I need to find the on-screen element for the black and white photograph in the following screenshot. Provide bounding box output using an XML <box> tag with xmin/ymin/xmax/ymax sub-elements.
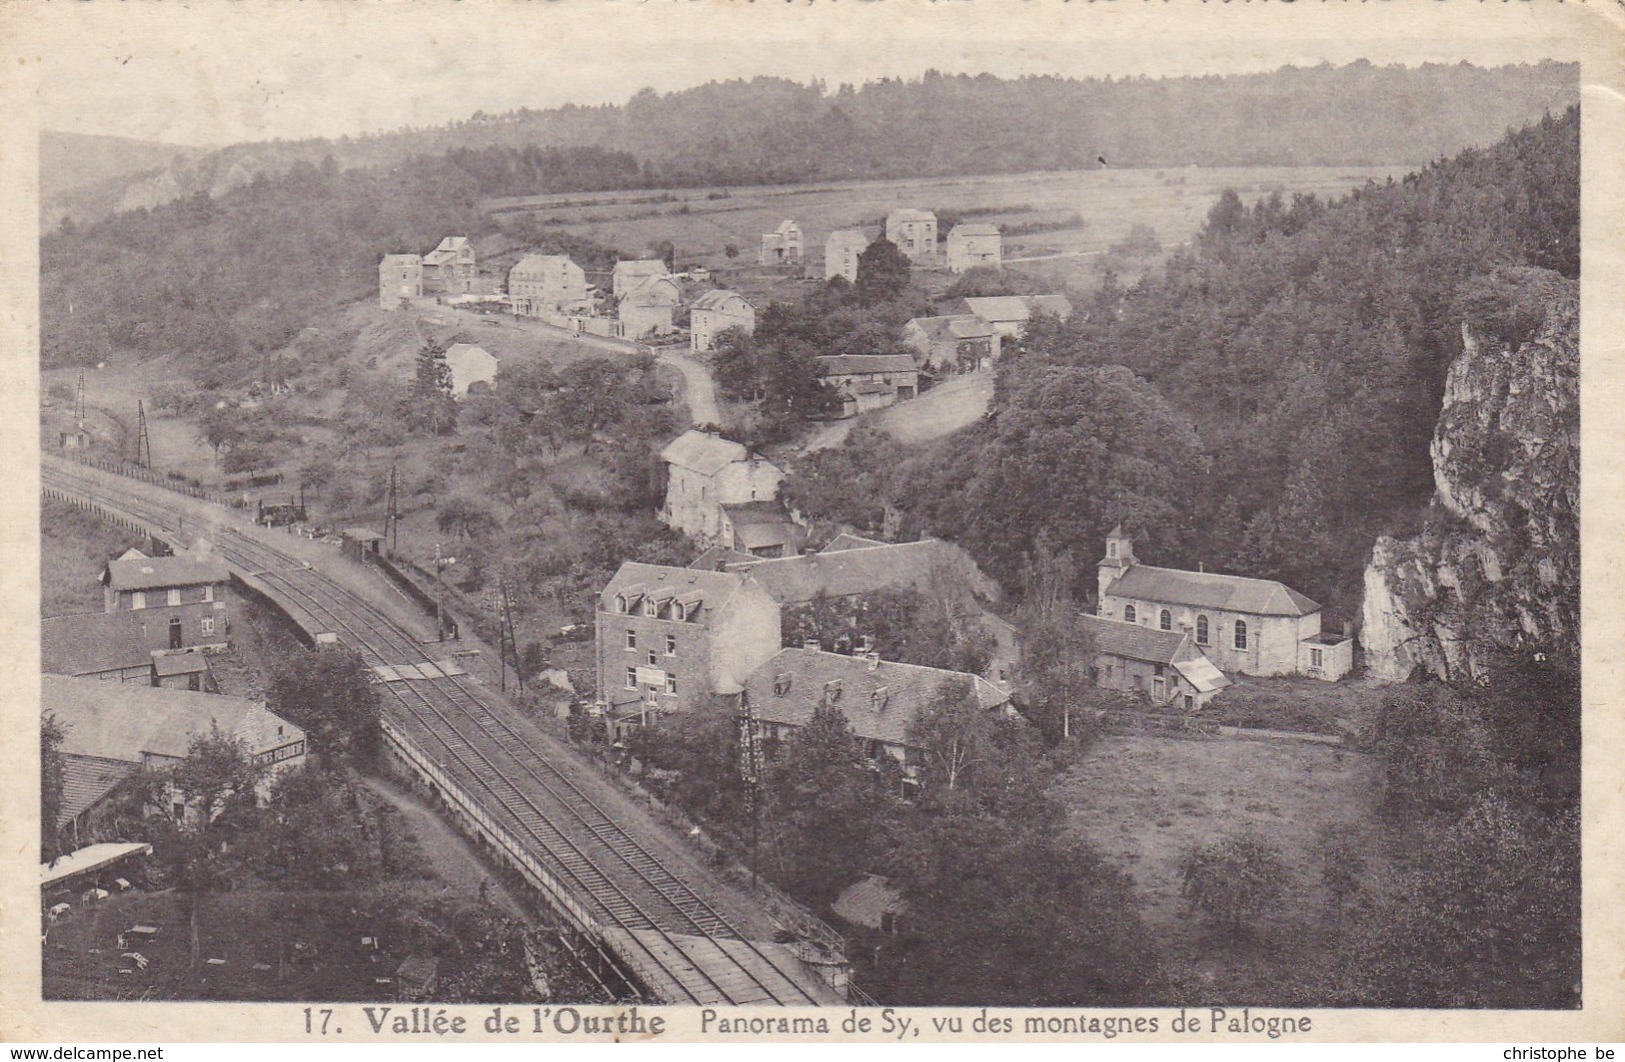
<box><xmin>2</xmin><ymin>0</ymin><xmax>1617</xmax><ymax>1045</ymax></box>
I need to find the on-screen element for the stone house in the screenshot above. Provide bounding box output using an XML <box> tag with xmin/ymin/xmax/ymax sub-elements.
<box><xmin>824</xmin><ymin>229</ymin><xmax>870</xmax><ymax>283</ymax></box>
<box><xmin>886</xmin><ymin>209</ymin><xmax>938</xmax><ymax>264</ymax></box>
<box><xmin>100</xmin><ymin>550</ymin><xmax>231</xmax><ymax>652</ymax></box>
<box><xmin>945</xmin><ymin>223</ymin><xmax>1002</xmax><ymax>273</ymax></box>
<box><xmin>718</xmin><ymin>500</ymin><xmax>806</xmax><ymax>559</ymax></box>
<box><xmin>595</xmin><ymin>563</ymin><xmax>782</xmax><ymax>721</ymax></box>
<box><xmin>957</xmin><ymin>294</ymin><xmax>1074</xmax><ymax>339</ymax></box>
<box><xmin>1095</xmin><ymin>528</ymin><xmax>1354</xmax><ymax>681</ymax></box>
<box><xmin>44</xmin><ymin>674</ymin><xmax>306</xmax><ymax>827</ymax></box>
<box><xmin>618</xmin><ymin>275</ymin><xmax>681</xmax><ymax>338</ymax></box>
<box><xmin>1079</xmin><ymin>614</ymin><xmax>1231</xmax><ymax>711</ymax></box>
<box><xmin>816</xmin><ymin>354</ymin><xmax>919</xmax><ymax>418</ymax></box>
<box><xmin>739</xmin><ymin>645</ymin><xmax>1011</xmax><ymax>782</ymax></box>
<box><xmin>903</xmin><ymin>315</ymin><xmax>999</xmax><ymax>374</ymax></box>
<box><xmin>689</xmin><ymin>289</ymin><xmax>756</xmax><ymax>353</ymax></box>
<box><xmin>759</xmin><ymin>220</ymin><xmax>804</xmax><ymax>265</ymax></box>
<box><xmin>659</xmin><ymin>429</ymin><xmax>788</xmax><ymax>544</ymax></box>
<box><xmin>378</xmin><ymin>254</ymin><xmax>423</xmax><ymax>308</ymax></box>
<box><xmin>611</xmin><ymin>259</ymin><xmax>670</xmax><ymax>300</ymax></box>
<box><xmin>508</xmin><ymin>254</ymin><xmax>589</xmax><ymax>317</ymax></box>
<box><xmin>421</xmin><ymin>237</ymin><xmax>477</xmax><ymax>295</ymax></box>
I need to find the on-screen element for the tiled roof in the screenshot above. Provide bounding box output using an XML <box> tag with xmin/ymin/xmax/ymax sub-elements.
<box><xmin>599</xmin><ymin>562</ymin><xmax>752</xmax><ymax>619</ymax></box>
<box><xmin>1080</xmin><ymin>614</ymin><xmax>1193</xmax><ymax>666</ymax></box>
<box><xmin>59</xmin><ymin>754</ymin><xmax>139</xmax><ymax>825</ymax></box>
<box><xmin>775</xmin><ymin>220</ymin><xmax>800</xmax><ymax>236</ymax></box>
<box><xmin>908</xmin><ymin>315</ymin><xmax>995</xmax><ymax>343</ymax></box>
<box><xmin>720</xmin><ymin>500</ymin><xmax>796</xmax><ymax>527</ymax></box>
<box><xmin>660</xmin><ymin>429</ymin><xmax>749</xmax><ymax>476</ymax></box>
<box><xmin>742</xmin><ymin>647</ymin><xmax>1009</xmax><ymax>747</ymax></box>
<box><xmin>820</xmin><ymin>532</ymin><xmax>889</xmax><ymax>554</ymax></box>
<box><xmin>689</xmin><ymin>545</ymin><xmax>762</xmax><ymax>571</ymax></box>
<box><xmin>151</xmin><ymin>653</ymin><xmax>208</xmax><ymax>677</ymax></box>
<box><xmin>103</xmin><ymin>553</ymin><xmax>229</xmax><ymax>592</ymax></box>
<box><xmin>621</xmin><ymin>275</ymin><xmax>679</xmax><ymax>302</ymax></box>
<box><xmin>511</xmin><ymin>253</ymin><xmax>576</xmax><ymax>274</ymax></box>
<box><xmin>726</xmin><ymin>538</ymin><xmax>995</xmax><ymax>606</ymax></box>
<box><xmin>42</xmin><ymin>612</ymin><xmax>156</xmax><ymax>676</ymax></box>
<box><xmin>692</xmin><ymin>289</ymin><xmax>751</xmax><ymax>313</ymax></box>
<box><xmin>1174</xmin><ymin>656</ymin><xmax>1232</xmax><ymax>694</ymax></box>
<box><xmin>832</xmin><ymin>874</ymin><xmax>906</xmax><ymax>929</ymax></box>
<box><xmin>1105</xmin><ymin>564</ymin><xmax>1320</xmax><ymax>616</ymax></box>
<box><xmin>817</xmin><ymin>354</ymin><xmax>918</xmax><ymax>376</ymax></box>
<box><xmin>959</xmin><ymin>294</ymin><xmax>1074</xmax><ymax>323</ymax></box>
<box><xmin>44</xmin><ymin>675</ymin><xmax>303</xmax><ymax>764</ymax></box>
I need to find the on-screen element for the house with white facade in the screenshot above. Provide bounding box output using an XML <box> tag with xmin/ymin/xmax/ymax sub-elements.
<box><xmin>945</xmin><ymin>223</ymin><xmax>1002</xmax><ymax>273</ymax></box>
<box><xmin>825</xmin><ymin>229</ymin><xmax>870</xmax><ymax>283</ymax></box>
<box><xmin>690</xmin><ymin>290</ymin><xmax>755</xmax><ymax>353</ymax></box>
<box><xmin>886</xmin><ymin>209</ymin><xmax>938</xmax><ymax>264</ymax></box>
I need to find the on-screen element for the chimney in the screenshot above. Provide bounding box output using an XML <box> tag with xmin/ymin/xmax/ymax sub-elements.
<box><xmin>865</xmin><ymin>651</ymin><xmax>881</xmax><ymax>671</ymax></box>
<box><xmin>804</xmin><ymin>638</ymin><xmax>821</xmax><ymax>653</ymax></box>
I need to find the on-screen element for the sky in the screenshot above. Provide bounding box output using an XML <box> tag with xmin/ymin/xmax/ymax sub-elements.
<box><xmin>9</xmin><ymin>0</ymin><xmax>1588</xmax><ymax>148</ymax></box>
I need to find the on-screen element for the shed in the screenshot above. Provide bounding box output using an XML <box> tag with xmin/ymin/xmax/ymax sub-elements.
<box><xmin>341</xmin><ymin>528</ymin><xmax>387</xmax><ymax>562</ymax></box>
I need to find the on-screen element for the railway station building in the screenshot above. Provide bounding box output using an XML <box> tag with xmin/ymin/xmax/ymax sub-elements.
<box><xmin>99</xmin><ymin>549</ymin><xmax>232</xmax><ymax>653</ymax></box>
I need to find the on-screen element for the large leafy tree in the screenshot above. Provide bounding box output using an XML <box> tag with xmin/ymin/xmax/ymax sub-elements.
<box><xmin>266</xmin><ymin>647</ymin><xmax>382</xmax><ymax>767</ymax></box>
<box><xmin>855</xmin><ymin>237</ymin><xmax>912</xmax><ymax>305</ymax></box>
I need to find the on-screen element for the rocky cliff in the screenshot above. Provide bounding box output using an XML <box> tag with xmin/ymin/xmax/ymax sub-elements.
<box><xmin>1362</xmin><ymin>268</ymin><xmax>1578</xmax><ymax>682</ymax></box>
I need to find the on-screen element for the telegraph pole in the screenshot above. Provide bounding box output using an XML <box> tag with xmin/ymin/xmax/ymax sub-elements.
<box><xmin>134</xmin><ymin>401</ymin><xmax>152</xmax><ymax>468</ymax></box>
<box><xmin>498</xmin><ymin>581</ymin><xmax>523</xmax><ymax>694</ymax></box>
<box><xmin>74</xmin><ymin>370</ymin><xmax>85</xmax><ymax>428</ymax></box>
<box><xmin>385</xmin><ymin>464</ymin><xmax>399</xmax><ymax>554</ymax></box>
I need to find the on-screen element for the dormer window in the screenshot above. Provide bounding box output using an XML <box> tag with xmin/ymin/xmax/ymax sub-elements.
<box><xmin>615</xmin><ymin>595</ymin><xmax>628</xmax><ymax>614</ymax></box>
<box><xmin>644</xmin><ymin>599</ymin><xmax>658</xmax><ymax>618</ymax></box>
<box><xmin>871</xmin><ymin>686</ymin><xmax>891</xmax><ymax>712</ymax></box>
<box><xmin>824</xmin><ymin>679</ymin><xmax>843</xmax><ymax>702</ymax></box>
<box><xmin>774</xmin><ymin>673</ymin><xmax>792</xmax><ymax>696</ymax></box>
<box><xmin>1108</xmin><ymin>542</ymin><xmax>1117</xmax><ymax>559</ymax></box>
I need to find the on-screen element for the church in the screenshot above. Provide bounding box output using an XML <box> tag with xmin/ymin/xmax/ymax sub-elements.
<box><xmin>1094</xmin><ymin>527</ymin><xmax>1354</xmax><ymax>682</ymax></box>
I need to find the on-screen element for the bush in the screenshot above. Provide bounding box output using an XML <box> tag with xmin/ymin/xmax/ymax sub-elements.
<box><xmin>1179</xmin><ymin>831</ymin><xmax>1288</xmax><ymax>938</ymax></box>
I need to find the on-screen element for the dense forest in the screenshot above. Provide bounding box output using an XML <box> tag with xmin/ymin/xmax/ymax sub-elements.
<box><xmin>46</xmin><ymin>61</ymin><xmax>1577</xmax><ymax>224</ymax></box>
<box><xmin>788</xmin><ymin>107</ymin><xmax>1580</xmax><ymax>620</ymax></box>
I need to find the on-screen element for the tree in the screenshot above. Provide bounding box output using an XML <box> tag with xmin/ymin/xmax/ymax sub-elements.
<box><xmin>1335</xmin><ymin>795</ymin><xmax>1578</xmax><ymax>1007</ymax></box>
<box><xmin>855</xmin><ymin>237</ymin><xmax>912</xmax><ymax>305</ymax></box>
<box><xmin>409</xmin><ymin>340</ymin><xmax>458</xmax><ymax>436</ymax></box>
<box><xmin>41</xmin><ymin>712</ymin><xmax>65</xmax><ymax>862</ymax></box>
<box><xmin>172</xmin><ymin>724</ymin><xmax>266</xmax><ymax>833</ymax></box>
<box><xmin>763</xmin><ymin>702</ymin><xmax>895</xmax><ymax>906</ymax></box>
<box><xmin>252</xmin><ymin>765</ymin><xmax>375</xmax><ymax>889</ymax></box>
<box><xmin>1012</xmin><ymin>541</ymin><xmax>1099</xmax><ymax>745</ymax></box>
<box><xmin>437</xmin><ymin>494</ymin><xmax>499</xmax><ymax>543</ymax></box>
<box><xmin>266</xmin><ymin>648</ymin><xmax>382</xmax><ymax>766</ymax></box>
<box><xmin>1179</xmin><ymin>831</ymin><xmax>1288</xmax><ymax>939</ymax></box>
<box><xmin>709</xmin><ymin>327</ymin><xmax>759</xmax><ymax>400</ymax></box>
<box><xmin>1316</xmin><ymin>826</ymin><xmax>1366</xmax><ymax>926</ymax></box>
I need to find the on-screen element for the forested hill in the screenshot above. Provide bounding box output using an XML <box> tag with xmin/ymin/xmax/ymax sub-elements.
<box><xmin>896</xmin><ymin>107</ymin><xmax>1579</xmax><ymax>618</ymax></box>
<box><xmin>49</xmin><ymin>61</ymin><xmax>1576</xmax><ymax>224</ymax></box>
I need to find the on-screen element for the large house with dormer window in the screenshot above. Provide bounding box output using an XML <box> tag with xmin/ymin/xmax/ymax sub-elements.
<box><xmin>1095</xmin><ymin>528</ymin><xmax>1354</xmax><ymax>681</ymax></box>
<box><xmin>595</xmin><ymin>563</ymin><xmax>781</xmax><ymax>721</ymax></box>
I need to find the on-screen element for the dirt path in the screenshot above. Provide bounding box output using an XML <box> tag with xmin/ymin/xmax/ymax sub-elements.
<box><xmin>357</xmin><ymin>773</ymin><xmax>526</xmax><ymax>917</ymax></box>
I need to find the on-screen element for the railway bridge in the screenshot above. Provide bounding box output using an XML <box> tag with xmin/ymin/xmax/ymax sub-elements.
<box><xmin>43</xmin><ymin>455</ymin><xmax>849</xmax><ymax>1007</ymax></box>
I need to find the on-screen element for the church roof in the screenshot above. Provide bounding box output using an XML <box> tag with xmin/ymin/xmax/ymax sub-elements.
<box><xmin>1105</xmin><ymin>564</ymin><xmax>1320</xmax><ymax>617</ymax></box>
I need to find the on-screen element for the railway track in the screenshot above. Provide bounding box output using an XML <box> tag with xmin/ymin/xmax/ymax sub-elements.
<box><xmin>43</xmin><ymin>456</ymin><xmax>840</xmax><ymax>1006</ymax></box>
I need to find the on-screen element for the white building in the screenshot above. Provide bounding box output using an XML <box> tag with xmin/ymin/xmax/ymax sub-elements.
<box><xmin>886</xmin><ymin>209</ymin><xmax>938</xmax><ymax>263</ymax></box>
<box><xmin>825</xmin><ymin>229</ymin><xmax>870</xmax><ymax>284</ymax></box>
<box><xmin>690</xmin><ymin>290</ymin><xmax>756</xmax><ymax>352</ymax></box>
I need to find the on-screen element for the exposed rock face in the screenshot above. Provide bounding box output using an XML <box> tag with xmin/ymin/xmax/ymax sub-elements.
<box><xmin>1362</xmin><ymin>268</ymin><xmax>1578</xmax><ymax>682</ymax></box>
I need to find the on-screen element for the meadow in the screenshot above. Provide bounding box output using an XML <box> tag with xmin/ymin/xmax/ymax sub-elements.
<box><xmin>485</xmin><ymin>164</ymin><xmax>1408</xmax><ymax>291</ymax></box>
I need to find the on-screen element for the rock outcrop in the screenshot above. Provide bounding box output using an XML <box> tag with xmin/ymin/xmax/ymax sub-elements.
<box><xmin>1362</xmin><ymin>268</ymin><xmax>1578</xmax><ymax>682</ymax></box>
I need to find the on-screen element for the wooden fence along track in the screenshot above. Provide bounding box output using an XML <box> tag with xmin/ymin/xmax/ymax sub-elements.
<box><xmin>43</xmin><ymin>456</ymin><xmax>845</xmax><ymax>1007</ymax></box>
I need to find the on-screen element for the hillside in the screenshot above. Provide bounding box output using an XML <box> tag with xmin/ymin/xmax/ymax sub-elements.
<box><xmin>40</xmin><ymin>132</ymin><xmax>213</xmax><ymax>226</ymax></box>
<box><xmin>788</xmin><ymin>107</ymin><xmax>1579</xmax><ymax>623</ymax></box>
<box><xmin>46</xmin><ymin>62</ymin><xmax>1577</xmax><ymax>226</ymax></box>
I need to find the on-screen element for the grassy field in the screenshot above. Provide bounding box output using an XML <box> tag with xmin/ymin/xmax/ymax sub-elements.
<box><xmin>485</xmin><ymin>164</ymin><xmax>1407</xmax><ymax>292</ymax></box>
<box><xmin>1056</xmin><ymin>734</ymin><xmax>1389</xmax><ymax>1002</ymax></box>
<box><xmin>878</xmin><ymin>371</ymin><xmax>994</xmax><ymax>445</ymax></box>
<box><xmin>40</xmin><ymin>497</ymin><xmax>145</xmax><ymax>619</ymax></box>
